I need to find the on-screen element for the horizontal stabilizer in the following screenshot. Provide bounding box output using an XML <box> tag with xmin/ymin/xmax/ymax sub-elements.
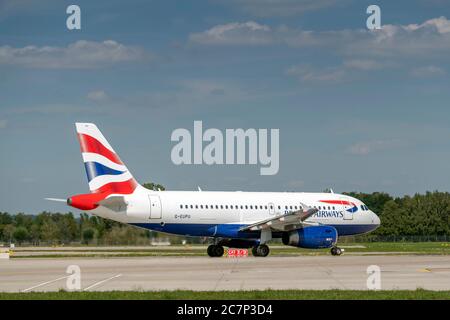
<box><xmin>45</xmin><ymin>198</ymin><xmax>67</xmax><ymax>203</ymax></box>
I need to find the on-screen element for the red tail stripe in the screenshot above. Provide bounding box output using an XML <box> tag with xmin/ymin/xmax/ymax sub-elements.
<box><xmin>94</xmin><ymin>178</ymin><xmax>138</xmax><ymax>195</ymax></box>
<box><xmin>78</xmin><ymin>133</ymin><xmax>123</xmax><ymax>165</ymax></box>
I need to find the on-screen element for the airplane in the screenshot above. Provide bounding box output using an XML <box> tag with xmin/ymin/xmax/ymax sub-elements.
<box><xmin>48</xmin><ymin>123</ymin><xmax>380</xmax><ymax>257</ymax></box>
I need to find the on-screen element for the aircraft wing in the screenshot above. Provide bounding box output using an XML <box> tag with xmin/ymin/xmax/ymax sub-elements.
<box><xmin>239</xmin><ymin>204</ymin><xmax>318</xmax><ymax>232</ymax></box>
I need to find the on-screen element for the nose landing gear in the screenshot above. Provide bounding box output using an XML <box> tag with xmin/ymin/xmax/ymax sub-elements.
<box><xmin>330</xmin><ymin>246</ymin><xmax>343</xmax><ymax>256</ymax></box>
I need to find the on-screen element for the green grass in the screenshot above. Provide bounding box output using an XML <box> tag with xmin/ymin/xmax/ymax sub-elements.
<box><xmin>0</xmin><ymin>289</ymin><xmax>448</xmax><ymax>300</ymax></box>
<box><xmin>11</xmin><ymin>242</ymin><xmax>450</xmax><ymax>258</ymax></box>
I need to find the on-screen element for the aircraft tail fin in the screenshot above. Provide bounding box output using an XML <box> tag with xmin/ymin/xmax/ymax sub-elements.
<box><xmin>75</xmin><ymin>123</ymin><xmax>139</xmax><ymax>194</ymax></box>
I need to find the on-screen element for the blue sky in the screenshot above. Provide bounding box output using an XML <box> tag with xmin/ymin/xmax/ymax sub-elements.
<box><xmin>1</xmin><ymin>0</ymin><xmax>450</xmax><ymax>213</ymax></box>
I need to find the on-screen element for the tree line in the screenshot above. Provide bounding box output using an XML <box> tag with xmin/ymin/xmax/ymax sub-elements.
<box><xmin>0</xmin><ymin>187</ymin><xmax>449</xmax><ymax>245</ymax></box>
<box><xmin>344</xmin><ymin>191</ymin><xmax>450</xmax><ymax>237</ymax></box>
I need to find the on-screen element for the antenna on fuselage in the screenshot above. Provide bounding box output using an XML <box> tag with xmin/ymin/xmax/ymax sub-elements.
<box><xmin>197</xmin><ymin>186</ymin><xmax>202</xmax><ymax>191</ymax></box>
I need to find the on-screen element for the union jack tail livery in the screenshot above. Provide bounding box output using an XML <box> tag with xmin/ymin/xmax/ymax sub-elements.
<box><xmin>76</xmin><ymin>123</ymin><xmax>138</xmax><ymax>195</ymax></box>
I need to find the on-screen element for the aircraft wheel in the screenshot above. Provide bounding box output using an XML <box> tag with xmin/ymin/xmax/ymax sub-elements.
<box><xmin>252</xmin><ymin>244</ymin><xmax>270</xmax><ymax>257</ymax></box>
<box><xmin>214</xmin><ymin>245</ymin><xmax>224</xmax><ymax>257</ymax></box>
<box><xmin>207</xmin><ymin>245</ymin><xmax>224</xmax><ymax>257</ymax></box>
<box><xmin>257</xmin><ymin>244</ymin><xmax>270</xmax><ymax>257</ymax></box>
<box><xmin>207</xmin><ymin>244</ymin><xmax>216</xmax><ymax>257</ymax></box>
<box><xmin>331</xmin><ymin>247</ymin><xmax>342</xmax><ymax>256</ymax></box>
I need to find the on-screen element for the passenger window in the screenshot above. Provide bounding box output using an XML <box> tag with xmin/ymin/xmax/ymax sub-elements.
<box><xmin>180</xmin><ymin>205</ymin><xmax>183</xmax><ymax>209</ymax></box>
<box><xmin>195</xmin><ymin>205</ymin><xmax>198</xmax><ymax>209</ymax></box>
<box><xmin>278</xmin><ymin>206</ymin><xmax>281</xmax><ymax>209</ymax></box>
<box><xmin>225</xmin><ymin>205</ymin><xmax>228</xmax><ymax>209</ymax></box>
<box><xmin>200</xmin><ymin>205</ymin><xmax>203</xmax><ymax>209</ymax></box>
<box><xmin>265</xmin><ymin>206</ymin><xmax>268</xmax><ymax>210</ymax></box>
<box><xmin>260</xmin><ymin>205</ymin><xmax>263</xmax><ymax>209</ymax></box>
<box><xmin>270</xmin><ymin>205</ymin><xmax>273</xmax><ymax>209</ymax></box>
<box><xmin>290</xmin><ymin>206</ymin><xmax>293</xmax><ymax>210</ymax></box>
<box><xmin>190</xmin><ymin>205</ymin><xmax>193</xmax><ymax>209</ymax></box>
<box><xmin>220</xmin><ymin>205</ymin><xmax>223</xmax><ymax>209</ymax></box>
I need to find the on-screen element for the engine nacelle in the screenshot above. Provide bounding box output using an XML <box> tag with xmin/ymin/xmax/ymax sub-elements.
<box><xmin>282</xmin><ymin>226</ymin><xmax>337</xmax><ymax>249</ymax></box>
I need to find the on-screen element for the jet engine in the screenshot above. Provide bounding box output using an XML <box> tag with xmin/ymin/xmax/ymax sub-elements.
<box><xmin>282</xmin><ymin>226</ymin><xmax>337</xmax><ymax>249</ymax></box>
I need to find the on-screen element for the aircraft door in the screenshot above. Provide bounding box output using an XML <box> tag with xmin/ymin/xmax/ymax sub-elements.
<box><xmin>149</xmin><ymin>195</ymin><xmax>162</xmax><ymax>219</ymax></box>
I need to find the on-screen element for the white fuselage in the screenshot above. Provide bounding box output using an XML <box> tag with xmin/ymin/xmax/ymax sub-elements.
<box><xmin>89</xmin><ymin>187</ymin><xmax>380</xmax><ymax>239</ymax></box>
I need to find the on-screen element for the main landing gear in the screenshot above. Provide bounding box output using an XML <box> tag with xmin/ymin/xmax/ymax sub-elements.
<box><xmin>207</xmin><ymin>244</ymin><xmax>224</xmax><ymax>257</ymax></box>
<box><xmin>330</xmin><ymin>246</ymin><xmax>343</xmax><ymax>256</ymax></box>
<box><xmin>251</xmin><ymin>244</ymin><xmax>270</xmax><ymax>257</ymax></box>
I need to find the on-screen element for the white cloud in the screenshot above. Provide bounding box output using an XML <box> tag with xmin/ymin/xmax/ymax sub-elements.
<box><xmin>0</xmin><ymin>40</ymin><xmax>147</xmax><ymax>69</ymax></box>
<box><xmin>410</xmin><ymin>65</ymin><xmax>446</xmax><ymax>77</ymax></box>
<box><xmin>189</xmin><ymin>21</ymin><xmax>273</xmax><ymax>45</ymax></box>
<box><xmin>193</xmin><ymin>17</ymin><xmax>450</xmax><ymax>83</ymax></box>
<box><xmin>87</xmin><ymin>90</ymin><xmax>109</xmax><ymax>102</ymax></box>
<box><xmin>348</xmin><ymin>139</ymin><xmax>402</xmax><ymax>156</ymax></box>
<box><xmin>218</xmin><ymin>0</ymin><xmax>340</xmax><ymax>17</ymax></box>
<box><xmin>189</xmin><ymin>17</ymin><xmax>450</xmax><ymax>58</ymax></box>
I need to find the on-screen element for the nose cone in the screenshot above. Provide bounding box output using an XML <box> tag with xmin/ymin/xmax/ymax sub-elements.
<box><xmin>371</xmin><ymin>211</ymin><xmax>381</xmax><ymax>229</ymax></box>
